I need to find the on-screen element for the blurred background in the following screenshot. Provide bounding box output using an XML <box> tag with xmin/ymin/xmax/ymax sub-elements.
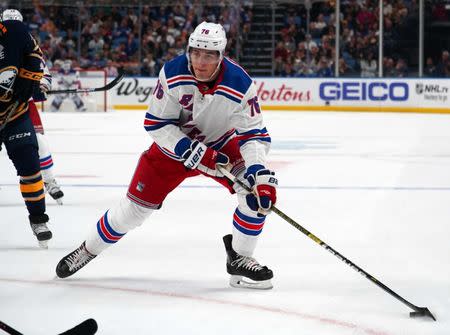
<box><xmin>3</xmin><ymin>0</ymin><xmax>450</xmax><ymax>78</ymax></box>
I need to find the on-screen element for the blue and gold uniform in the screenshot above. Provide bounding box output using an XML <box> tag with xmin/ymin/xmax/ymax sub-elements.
<box><xmin>0</xmin><ymin>18</ymin><xmax>52</xmax><ymax>247</ymax></box>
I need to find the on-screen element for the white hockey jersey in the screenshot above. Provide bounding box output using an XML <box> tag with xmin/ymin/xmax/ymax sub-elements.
<box><xmin>55</xmin><ymin>69</ymin><xmax>80</xmax><ymax>90</ymax></box>
<box><xmin>145</xmin><ymin>54</ymin><xmax>271</xmax><ymax>169</ymax></box>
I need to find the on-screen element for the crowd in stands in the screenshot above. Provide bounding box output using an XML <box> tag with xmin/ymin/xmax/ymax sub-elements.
<box><xmin>276</xmin><ymin>0</ymin><xmax>450</xmax><ymax>78</ymax></box>
<box><xmin>19</xmin><ymin>1</ymin><xmax>450</xmax><ymax>78</ymax></box>
<box><xmin>23</xmin><ymin>3</ymin><xmax>246</xmax><ymax>76</ymax></box>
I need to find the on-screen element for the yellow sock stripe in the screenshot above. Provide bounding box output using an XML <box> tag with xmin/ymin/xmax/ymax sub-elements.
<box><xmin>20</xmin><ymin>179</ymin><xmax>44</xmax><ymax>193</ymax></box>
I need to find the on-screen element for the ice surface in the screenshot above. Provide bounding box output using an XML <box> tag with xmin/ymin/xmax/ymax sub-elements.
<box><xmin>1</xmin><ymin>110</ymin><xmax>449</xmax><ymax>334</ymax></box>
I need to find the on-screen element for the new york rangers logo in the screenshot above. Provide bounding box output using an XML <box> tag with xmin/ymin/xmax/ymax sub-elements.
<box><xmin>136</xmin><ymin>182</ymin><xmax>145</xmax><ymax>192</ymax></box>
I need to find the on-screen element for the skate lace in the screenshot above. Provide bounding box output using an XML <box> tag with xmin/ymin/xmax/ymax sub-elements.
<box><xmin>45</xmin><ymin>180</ymin><xmax>61</xmax><ymax>195</ymax></box>
<box><xmin>65</xmin><ymin>247</ymin><xmax>95</xmax><ymax>272</ymax></box>
<box><xmin>231</xmin><ymin>256</ymin><xmax>264</xmax><ymax>272</ymax></box>
<box><xmin>32</xmin><ymin>223</ymin><xmax>49</xmax><ymax>235</ymax></box>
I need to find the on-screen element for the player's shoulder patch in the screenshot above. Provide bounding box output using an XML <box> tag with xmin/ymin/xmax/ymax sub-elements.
<box><xmin>0</xmin><ymin>66</ymin><xmax>18</xmax><ymax>102</ymax></box>
<box><xmin>164</xmin><ymin>54</ymin><xmax>196</xmax><ymax>90</ymax></box>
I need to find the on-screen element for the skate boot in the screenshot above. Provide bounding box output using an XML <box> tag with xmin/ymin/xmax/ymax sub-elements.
<box><xmin>56</xmin><ymin>242</ymin><xmax>96</xmax><ymax>278</ymax></box>
<box><xmin>29</xmin><ymin>214</ymin><xmax>52</xmax><ymax>249</ymax></box>
<box><xmin>45</xmin><ymin>179</ymin><xmax>64</xmax><ymax>205</ymax></box>
<box><xmin>223</xmin><ymin>234</ymin><xmax>273</xmax><ymax>290</ymax></box>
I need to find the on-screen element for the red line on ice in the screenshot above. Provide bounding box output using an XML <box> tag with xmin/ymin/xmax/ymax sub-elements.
<box><xmin>0</xmin><ymin>277</ymin><xmax>390</xmax><ymax>335</ymax></box>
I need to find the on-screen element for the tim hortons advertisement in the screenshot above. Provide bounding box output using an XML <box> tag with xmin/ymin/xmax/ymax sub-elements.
<box><xmin>106</xmin><ymin>77</ymin><xmax>314</xmax><ymax>109</ymax></box>
<box><xmin>88</xmin><ymin>76</ymin><xmax>450</xmax><ymax>113</ymax></box>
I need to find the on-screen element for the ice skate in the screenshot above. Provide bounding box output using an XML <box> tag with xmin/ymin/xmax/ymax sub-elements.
<box><xmin>223</xmin><ymin>234</ymin><xmax>273</xmax><ymax>290</ymax></box>
<box><xmin>29</xmin><ymin>214</ymin><xmax>52</xmax><ymax>249</ymax></box>
<box><xmin>56</xmin><ymin>242</ymin><xmax>96</xmax><ymax>278</ymax></box>
<box><xmin>45</xmin><ymin>179</ymin><xmax>64</xmax><ymax>205</ymax></box>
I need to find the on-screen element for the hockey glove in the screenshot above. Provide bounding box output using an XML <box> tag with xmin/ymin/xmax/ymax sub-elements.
<box><xmin>39</xmin><ymin>73</ymin><xmax>52</xmax><ymax>94</ymax></box>
<box><xmin>13</xmin><ymin>76</ymin><xmax>39</xmax><ymax>104</ymax></box>
<box><xmin>245</xmin><ymin>164</ymin><xmax>278</xmax><ymax>215</ymax></box>
<box><xmin>182</xmin><ymin>140</ymin><xmax>230</xmax><ymax>177</ymax></box>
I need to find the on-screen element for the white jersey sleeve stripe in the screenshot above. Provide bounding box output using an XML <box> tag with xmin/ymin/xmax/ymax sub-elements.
<box><xmin>144</xmin><ymin>112</ymin><xmax>179</xmax><ymax>131</ymax></box>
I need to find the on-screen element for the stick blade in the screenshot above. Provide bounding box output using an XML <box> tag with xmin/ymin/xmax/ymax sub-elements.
<box><xmin>58</xmin><ymin>318</ymin><xmax>98</xmax><ymax>335</ymax></box>
<box><xmin>410</xmin><ymin>307</ymin><xmax>436</xmax><ymax>321</ymax></box>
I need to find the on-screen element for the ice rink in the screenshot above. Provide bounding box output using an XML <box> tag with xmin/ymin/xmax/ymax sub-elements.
<box><xmin>1</xmin><ymin>110</ymin><xmax>449</xmax><ymax>335</ymax></box>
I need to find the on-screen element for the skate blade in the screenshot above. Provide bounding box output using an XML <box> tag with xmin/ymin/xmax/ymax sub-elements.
<box><xmin>38</xmin><ymin>240</ymin><xmax>49</xmax><ymax>249</ymax></box>
<box><xmin>55</xmin><ymin>198</ymin><xmax>63</xmax><ymax>205</ymax></box>
<box><xmin>229</xmin><ymin>275</ymin><xmax>273</xmax><ymax>290</ymax></box>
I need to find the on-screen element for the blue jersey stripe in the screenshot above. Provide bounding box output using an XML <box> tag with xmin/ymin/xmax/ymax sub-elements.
<box><xmin>215</xmin><ymin>91</ymin><xmax>241</xmax><ymax>104</ymax></box>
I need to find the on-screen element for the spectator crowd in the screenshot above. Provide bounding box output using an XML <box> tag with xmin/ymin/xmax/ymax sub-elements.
<box><xmin>23</xmin><ymin>2</ymin><xmax>247</xmax><ymax>76</ymax></box>
<box><xmin>275</xmin><ymin>0</ymin><xmax>450</xmax><ymax>77</ymax></box>
<box><xmin>18</xmin><ymin>0</ymin><xmax>450</xmax><ymax>78</ymax></box>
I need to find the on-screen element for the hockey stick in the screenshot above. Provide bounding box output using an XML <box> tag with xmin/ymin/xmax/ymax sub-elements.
<box><xmin>0</xmin><ymin>318</ymin><xmax>97</xmax><ymax>335</ymax></box>
<box><xmin>47</xmin><ymin>69</ymin><xmax>124</xmax><ymax>95</ymax></box>
<box><xmin>58</xmin><ymin>318</ymin><xmax>97</xmax><ymax>335</ymax></box>
<box><xmin>218</xmin><ymin>166</ymin><xmax>436</xmax><ymax>321</ymax></box>
<box><xmin>0</xmin><ymin>320</ymin><xmax>21</xmax><ymax>335</ymax></box>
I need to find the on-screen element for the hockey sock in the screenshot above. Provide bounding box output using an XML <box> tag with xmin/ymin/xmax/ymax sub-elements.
<box><xmin>85</xmin><ymin>198</ymin><xmax>154</xmax><ymax>255</ymax></box>
<box><xmin>20</xmin><ymin>171</ymin><xmax>46</xmax><ymax>216</ymax></box>
<box><xmin>36</xmin><ymin>133</ymin><xmax>55</xmax><ymax>182</ymax></box>
<box><xmin>231</xmin><ymin>207</ymin><xmax>266</xmax><ymax>257</ymax></box>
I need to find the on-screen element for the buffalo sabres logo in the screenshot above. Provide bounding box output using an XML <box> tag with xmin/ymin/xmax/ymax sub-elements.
<box><xmin>0</xmin><ymin>44</ymin><xmax>4</xmax><ymax>60</ymax></box>
<box><xmin>0</xmin><ymin>66</ymin><xmax>18</xmax><ymax>102</ymax></box>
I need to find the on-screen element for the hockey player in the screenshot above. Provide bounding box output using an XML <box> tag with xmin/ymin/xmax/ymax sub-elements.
<box><xmin>56</xmin><ymin>22</ymin><xmax>278</xmax><ymax>289</ymax></box>
<box><xmin>3</xmin><ymin>8</ymin><xmax>65</xmax><ymax>204</ymax></box>
<box><xmin>29</xmin><ymin>62</ymin><xmax>65</xmax><ymax>204</ymax></box>
<box><xmin>50</xmin><ymin>60</ymin><xmax>87</xmax><ymax>112</ymax></box>
<box><xmin>0</xmin><ymin>9</ymin><xmax>52</xmax><ymax>248</ymax></box>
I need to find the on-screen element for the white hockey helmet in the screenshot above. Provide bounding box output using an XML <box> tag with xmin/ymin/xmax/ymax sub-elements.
<box><xmin>187</xmin><ymin>22</ymin><xmax>227</xmax><ymax>81</ymax></box>
<box><xmin>1</xmin><ymin>9</ymin><xmax>23</xmax><ymax>22</ymax></box>
<box><xmin>188</xmin><ymin>21</ymin><xmax>227</xmax><ymax>56</ymax></box>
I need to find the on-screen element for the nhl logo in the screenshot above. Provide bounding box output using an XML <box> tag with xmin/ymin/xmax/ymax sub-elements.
<box><xmin>416</xmin><ymin>83</ymin><xmax>424</xmax><ymax>95</ymax></box>
<box><xmin>136</xmin><ymin>182</ymin><xmax>145</xmax><ymax>192</ymax></box>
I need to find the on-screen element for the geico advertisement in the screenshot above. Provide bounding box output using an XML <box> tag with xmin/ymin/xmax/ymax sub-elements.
<box><xmin>319</xmin><ymin>81</ymin><xmax>409</xmax><ymax>103</ymax></box>
<box><xmin>82</xmin><ymin>77</ymin><xmax>450</xmax><ymax>109</ymax></box>
<box><xmin>317</xmin><ymin>79</ymin><xmax>450</xmax><ymax>107</ymax></box>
